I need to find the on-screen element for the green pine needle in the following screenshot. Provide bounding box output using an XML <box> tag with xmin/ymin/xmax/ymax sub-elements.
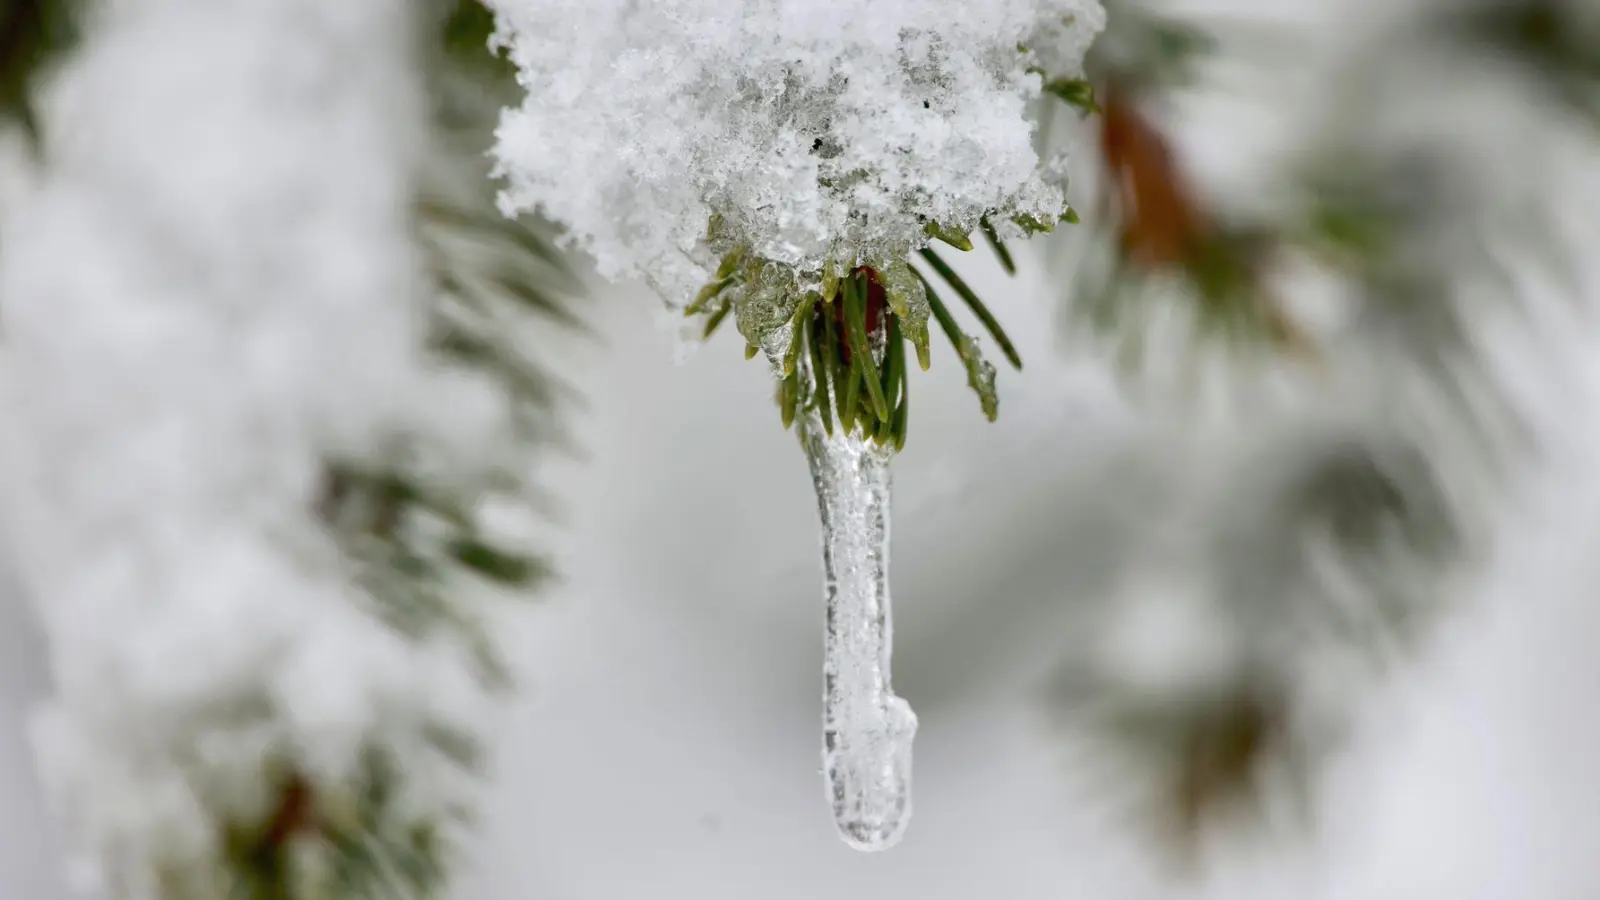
<box><xmin>686</xmin><ymin>275</ymin><xmax>736</xmax><ymax>316</ymax></box>
<box><xmin>924</xmin><ymin>221</ymin><xmax>975</xmax><ymax>251</ymax></box>
<box><xmin>914</xmin><ymin>267</ymin><xmax>1001</xmax><ymax>422</ymax></box>
<box><xmin>981</xmin><ymin>218</ymin><xmax>1018</xmax><ymax>275</ymax></box>
<box><xmin>804</xmin><ymin>312</ymin><xmax>836</xmax><ymax>437</ymax></box>
<box><xmin>918</xmin><ymin>248</ymin><xmax>1024</xmax><ymax>370</ymax></box>
<box><xmin>0</xmin><ymin>0</ymin><xmax>77</xmax><ymax>149</ymax></box>
<box><xmin>844</xmin><ymin>272</ymin><xmax>892</xmax><ymax>423</ymax></box>
<box><xmin>702</xmin><ymin>300</ymin><xmax>732</xmax><ymax>338</ymax></box>
<box><xmin>1043</xmin><ymin>76</ymin><xmax>1100</xmax><ymax>115</ymax></box>
<box><xmin>448</xmin><ymin>538</ymin><xmax>540</xmax><ymax>586</ymax></box>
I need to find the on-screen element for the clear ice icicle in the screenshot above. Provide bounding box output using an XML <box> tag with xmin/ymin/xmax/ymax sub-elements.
<box><xmin>798</xmin><ymin>397</ymin><xmax>917</xmax><ymax>852</ymax></box>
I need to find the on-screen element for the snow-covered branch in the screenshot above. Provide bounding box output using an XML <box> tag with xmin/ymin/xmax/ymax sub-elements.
<box><xmin>0</xmin><ymin>2</ymin><xmax>562</xmax><ymax>897</ymax></box>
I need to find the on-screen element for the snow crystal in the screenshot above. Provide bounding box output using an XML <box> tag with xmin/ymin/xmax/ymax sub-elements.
<box><xmin>487</xmin><ymin>0</ymin><xmax>1106</xmax><ymax>303</ymax></box>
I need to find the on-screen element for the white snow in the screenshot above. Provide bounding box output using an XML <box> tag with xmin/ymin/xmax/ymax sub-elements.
<box><xmin>486</xmin><ymin>0</ymin><xmax>1106</xmax><ymax>303</ymax></box>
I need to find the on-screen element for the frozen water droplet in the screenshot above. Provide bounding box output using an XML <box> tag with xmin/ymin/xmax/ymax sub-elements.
<box><xmin>799</xmin><ymin>397</ymin><xmax>916</xmax><ymax>852</ymax></box>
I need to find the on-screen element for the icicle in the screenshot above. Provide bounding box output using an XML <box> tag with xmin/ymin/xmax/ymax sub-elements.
<box><xmin>798</xmin><ymin>374</ymin><xmax>917</xmax><ymax>852</ymax></box>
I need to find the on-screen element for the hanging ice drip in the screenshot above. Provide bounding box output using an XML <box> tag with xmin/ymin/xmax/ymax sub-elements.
<box><xmin>795</xmin><ymin>269</ymin><xmax>917</xmax><ymax>852</ymax></box>
<box><xmin>799</xmin><ymin>410</ymin><xmax>917</xmax><ymax>851</ymax></box>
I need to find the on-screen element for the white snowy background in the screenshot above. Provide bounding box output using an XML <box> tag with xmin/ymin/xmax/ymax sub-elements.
<box><xmin>14</xmin><ymin>259</ymin><xmax>1598</xmax><ymax>900</ymax></box>
<box><xmin>5</xmin><ymin>1</ymin><xmax>1600</xmax><ymax>898</ymax></box>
